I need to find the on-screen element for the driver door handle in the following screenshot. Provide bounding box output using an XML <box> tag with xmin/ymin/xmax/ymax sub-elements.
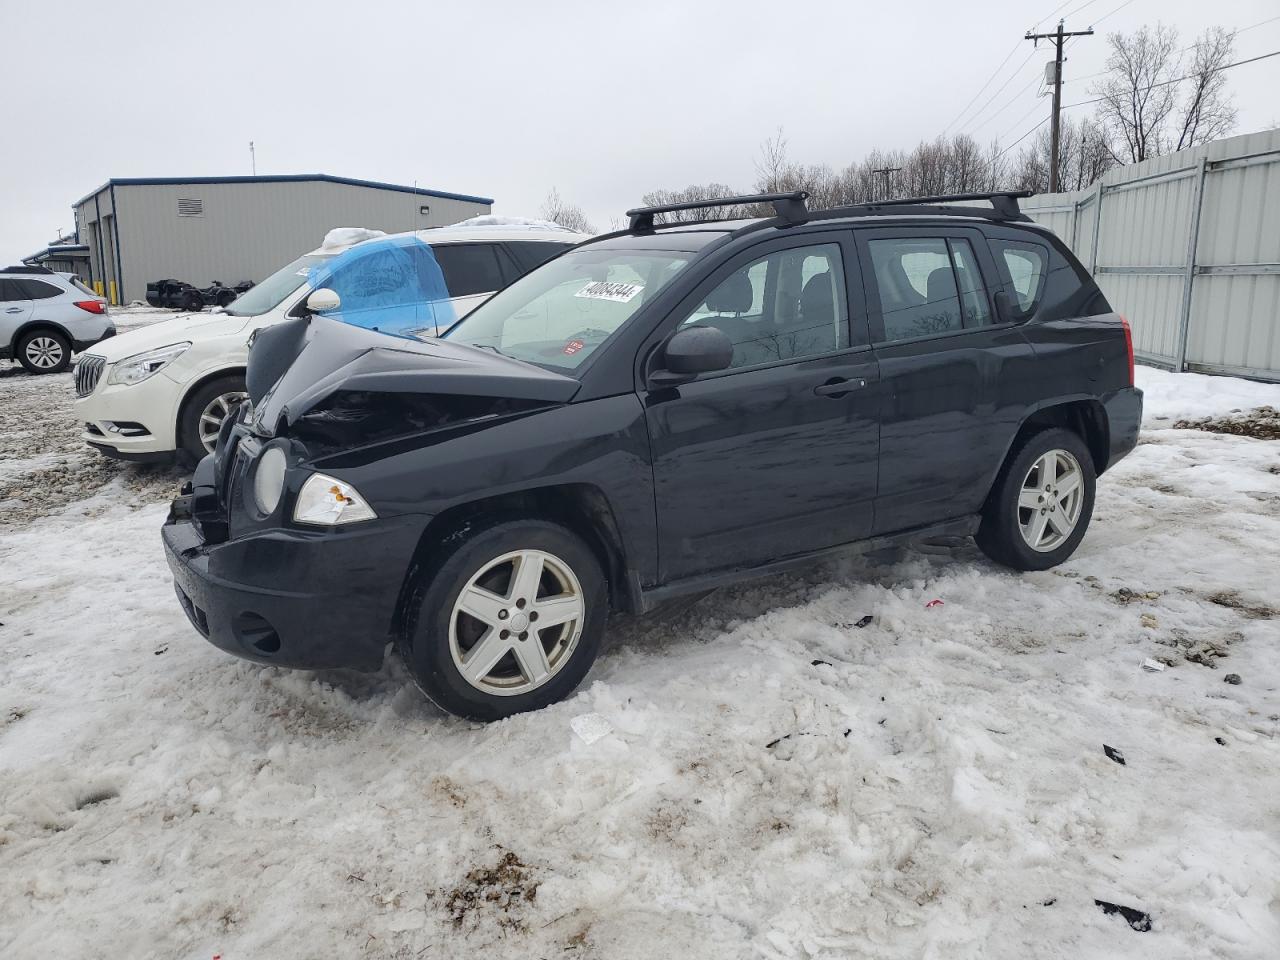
<box><xmin>814</xmin><ymin>377</ymin><xmax>867</xmax><ymax>397</ymax></box>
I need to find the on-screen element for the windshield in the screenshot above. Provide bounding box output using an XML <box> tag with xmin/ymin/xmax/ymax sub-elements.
<box><xmin>442</xmin><ymin>248</ymin><xmax>692</xmax><ymax>371</ymax></box>
<box><xmin>223</xmin><ymin>253</ymin><xmax>330</xmax><ymax>316</ymax></box>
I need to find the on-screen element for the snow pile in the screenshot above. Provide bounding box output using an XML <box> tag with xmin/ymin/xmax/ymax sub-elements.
<box><xmin>1</xmin><ymin>370</ymin><xmax>1279</xmax><ymax>959</ymax></box>
<box><xmin>319</xmin><ymin>226</ymin><xmax>387</xmax><ymax>252</ymax></box>
<box><xmin>454</xmin><ymin>215</ymin><xmax>578</xmax><ymax>232</ymax></box>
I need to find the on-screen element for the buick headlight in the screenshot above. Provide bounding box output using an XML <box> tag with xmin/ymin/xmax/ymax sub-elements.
<box><xmin>252</xmin><ymin>447</ymin><xmax>287</xmax><ymax>514</ymax></box>
<box><xmin>294</xmin><ymin>473</ymin><xmax>377</xmax><ymax>525</ymax></box>
<box><xmin>107</xmin><ymin>342</ymin><xmax>191</xmax><ymax>385</ymax></box>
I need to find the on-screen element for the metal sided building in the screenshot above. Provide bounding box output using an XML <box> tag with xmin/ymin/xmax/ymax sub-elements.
<box><xmin>72</xmin><ymin>174</ymin><xmax>494</xmax><ymax>304</ymax></box>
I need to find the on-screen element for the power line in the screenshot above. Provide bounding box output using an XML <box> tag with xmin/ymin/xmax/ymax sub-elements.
<box><xmin>967</xmin><ymin>72</ymin><xmax>1046</xmax><ymax>136</ymax></box>
<box><xmin>942</xmin><ymin>43</ymin><xmax>1025</xmax><ymax>134</ymax></box>
<box><xmin>956</xmin><ymin>49</ymin><xmax>1040</xmax><ymax>137</ymax></box>
<box><xmin>1062</xmin><ymin>47</ymin><xmax>1280</xmax><ymax>110</ymax></box>
<box><xmin>1065</xmin><ymin>14</ymin><xmax>1280</xmax><ymax>86</ymax></box>
<box><xmin>995</xmin><ymin>46</ymin><xmax>1280</xmax><ymax>160</ymax></box>
<box><xmin>1090</xmin><ymin>0</ymin><xmax>1136</xmax><ymax>28</ymax></box>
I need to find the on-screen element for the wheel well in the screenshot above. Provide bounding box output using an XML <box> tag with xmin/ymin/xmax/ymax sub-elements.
<box><xmin>13</xmin><ymin>321</ymin><xmax>72</xmax><ymax>350</ymax></box>
<box><xmin>393</xmin><ymin>484</ymin><xmax>633</xmax><ymax>639</ymax></box>
<box><xmin>1015</xmin><ymin>400</ymin><xmax>1110</xmax><ymax>474</ymax></box>
<box><xmin>175</xmin><ymin>367</ymin><xmax>246</xmax><ymax>441</ymax></box>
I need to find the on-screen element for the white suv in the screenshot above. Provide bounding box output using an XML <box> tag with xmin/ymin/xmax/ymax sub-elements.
<box><xmin>73</xmin><ymin>222</ymin><xmax>586</xmax><ymax>462</ymax></box>
<box><xmin>1</xmin><ymin>267</ymin><xmax>114</xmax><ymax>374</ymax></box>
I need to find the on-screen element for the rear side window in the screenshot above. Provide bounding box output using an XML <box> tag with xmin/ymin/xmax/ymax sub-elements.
<box><xmin>13</xmin><ymin>278</ymin><xmax>63</xmax><ymax>300</ymax></box>
<box><xmin>868</xmin><ymin>237</ymin><xmax>992</xmax><ymax>341</ymax></box>
<box><xmin>431</xmin><ymin>243</ymin><xmax>506</xmax><ymax>297</ymax></box>
<box><xmin>0</xmin><ymin>279</ymin><xmax>18</xmax><ymax>302</ymax></box>
<box><xmin>990</xmin><ymin>239</ymin><xmax>1047</xmax><ymax>314</ymax></box>
<box><xmin>505</xmin><ymin>241</ymin><xmax>573</xmax><ymax>274</ymax></box>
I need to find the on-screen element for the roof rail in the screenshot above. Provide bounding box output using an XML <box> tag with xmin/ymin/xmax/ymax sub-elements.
<box><xmin>820</xmin><ymin>190</ymin><xmax>1034</xmax><ymax>222</ymax></box>
<box><xmin>627</xmin><ymin>191</ymin><xmax>808</xmax><ymax>232</ymax></box>
<box><xmin>1</xmin><ymin>264</ymin><xmax>55</xmax><ymax>274</ymax></box>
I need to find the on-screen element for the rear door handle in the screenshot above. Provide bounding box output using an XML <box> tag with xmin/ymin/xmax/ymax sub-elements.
<box><xmin>814</xmin><ymin>377</ymin><xmax>867</xmax><ymax>397</ymax></box>
<box><xmin>4</xmin><ymin>307</ymin><xmax>23</xmax><ymax>314</ymax></box>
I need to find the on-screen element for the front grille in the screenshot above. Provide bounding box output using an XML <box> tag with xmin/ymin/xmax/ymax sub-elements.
<box><xmin>75</xmin><ymin>355</ymin><xmax>106</xmax><ymax>397</ymax></box>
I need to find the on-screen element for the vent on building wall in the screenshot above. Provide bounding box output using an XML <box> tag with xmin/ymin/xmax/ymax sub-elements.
<box><xmin>177</xmin><ymin>198</ymin><xmax>204</xmax><ymax>217</ymax></box>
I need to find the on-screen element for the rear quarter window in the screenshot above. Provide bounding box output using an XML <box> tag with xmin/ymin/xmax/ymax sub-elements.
<box><xmin>988</xmin><ymin>231</ymin><xmax>1109</xmax><ymax>320</ymax></box>
<box><xmin>15</xmin><ymin>278</ymin><xmax>64</xmax><ymax>300</ymax></box>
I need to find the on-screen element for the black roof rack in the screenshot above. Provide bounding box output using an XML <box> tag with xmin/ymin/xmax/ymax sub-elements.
<box><xmin>820</xmin><ymin>190</ymin><xmax>1033</xmax><ymax>222</ymax></box>
<box><xmin>626</xmin><ymin>191</ymin><xmax>809</xmax><ymax>232</ymax></box>
<box><xmin>2</xmin><ymin>264</ymin><xmax>55</xmax><ymax>274</ymax></box>
<box><xmin>618</xmin><ymin>189</ymin><xmax>1035</xmax><ymax>238</ymax></box>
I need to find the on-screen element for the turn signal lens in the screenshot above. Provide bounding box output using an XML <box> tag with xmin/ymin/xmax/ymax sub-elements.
<box><xmin>293</xmin><ymin>473</ymin><xmax>377</xmax><ymax>526</ymax></box>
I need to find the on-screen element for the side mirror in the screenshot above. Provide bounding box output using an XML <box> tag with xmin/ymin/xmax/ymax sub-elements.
<box><xmin>649</xmin><ymin>325</ymin><xmax>733</xmax><ymax>387</ymax></box>
<box><xmin>306</xmin><ymin>287</ymin><xmax>341</xmax><ymax>314</ymax></box>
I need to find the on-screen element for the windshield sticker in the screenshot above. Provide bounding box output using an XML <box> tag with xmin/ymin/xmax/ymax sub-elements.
<box><xmin>575</xmin><ymin>280</ymin><xmax>643</xmax><ymax>303</ymax></box>
<box><xmin>563</xmin><ymin>338</ymin><xmax>586</xmax><ymax>356</ymax></box>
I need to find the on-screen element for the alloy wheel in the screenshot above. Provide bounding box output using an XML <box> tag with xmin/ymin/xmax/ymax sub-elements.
<box><xmin>449</xmin><ymin>549</ymin><xmax>586</xmax><ymax>696</ymax></box>
<box><xmin>199</xmin><ymin>391</ymin><xmax>248</xmax><ymax>453</ymax></box>
<box><xmin>25</xmin><ymin>336</ymin><xmax>65</xmax><ymax>370</ymax></box>
<box><xmin>1017</xmin><ymin>448</ymin><xmax>1084</xmax><ymax>552</ymax></box>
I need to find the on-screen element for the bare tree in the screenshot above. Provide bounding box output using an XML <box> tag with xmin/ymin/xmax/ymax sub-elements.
<box><xmin>755</xmin><ymin>127</ymin><xmax>790</xmax><ymax>193</ymax></box>
<box><xmin>640</xmin><ymin>183</ymin><xmax>748</xmax><ymax>222</ymax></box>
<box><xmin>1175</xmin><ymin>26</ymin><xmax>1237</xmax><ymax>150</ymax></box>
<box><xmin>539</xmin><ymin>187</ymin><xmax>595</xmax><ymax>234</ymax></box>
<box><xmin>1012</xmin><ymin>115</ymin><xmax>1116</xmax><ymax>194</ymax></box>
<box><xmin>1093</xmin><ymin>23</ymin><xmax>1181</xmax><ymax>163</ymax></box>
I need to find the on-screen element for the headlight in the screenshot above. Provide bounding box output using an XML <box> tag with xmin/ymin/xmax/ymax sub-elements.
<box><xmin>107</xmin><ymin>342</ymin><xmax>191</xmax><ymax>385</ymax></box>
<box><xmin>252</xmin><ymin>447</ymin><xmax>287</xmax><ymax>514</ymax></box>
<box><xmin>294</xmin><ymin>473</ymin><xmax>377</xmax><ymax>525</ymax></box>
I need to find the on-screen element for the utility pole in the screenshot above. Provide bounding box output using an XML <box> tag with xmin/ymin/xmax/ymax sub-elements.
<box><xmin>1025</xmin><ymin>19</ymin><xmax>1092</xmax><ymax>193</ymax></box>
<box><xmin>871</xmin><ymin>165</ymin><xmax>901</xmax><ymax>200</ymax></box>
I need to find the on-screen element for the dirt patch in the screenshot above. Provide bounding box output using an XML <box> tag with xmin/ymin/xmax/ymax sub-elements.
<box><xmin>1155</xmin><ymin>628</ymin><xmax>1244</xmax><ymax>668</ymax></box>
<box><xmin>1207</xmin><ymin>590</ymin><xmax>1277</xmax><ymax>620</ymax></box>
<box><xmin>443</xmin><ymin>850</ymin><xmax>538</xmax><ymax>932</ymax></box>
<box><xmin>0</xmin><ymin>367</ymin><xmax>184</xmax><ymax>527</ymax></box>
<box><xmin>1172</xmin><ymin>406</ymin><xmax>1280</xmax><ymax>441</ymax></box>
<box><xmin>1111</xmin><ymin>586</ymin><xmax>1161</xmax><ymax>604</ymax></box>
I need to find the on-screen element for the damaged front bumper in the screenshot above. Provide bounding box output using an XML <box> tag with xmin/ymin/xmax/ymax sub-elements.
<box><xmin>162</xmin><ymin>443</ymin><xmax>427</xmax><ymax>673</ymax></box>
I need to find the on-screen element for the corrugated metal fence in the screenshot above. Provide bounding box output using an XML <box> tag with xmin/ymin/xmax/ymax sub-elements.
<box><xmin>1023</xmin><ymin>128</ymin><xmax>1280</xmax><ymax>382</ymax></box>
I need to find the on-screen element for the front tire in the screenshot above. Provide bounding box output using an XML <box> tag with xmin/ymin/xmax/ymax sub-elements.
<box><xmin>178</xmin><ymin>375</ymin><xmax>248</xmax><ymax>462</ymax></box>
<box><xmin>17</xmin><ymin>329</ymin><xmax>71</xmax><ymax>374</ymax></box>
<box><xmin>976</xmin><ymin>427</ymin><xmax>1096</xmax><ymax>571</ymax></box>
<box><xmin>400</xmin><ymin>519</ymin><xmax>608</xmax><ymax>721</ymax></box>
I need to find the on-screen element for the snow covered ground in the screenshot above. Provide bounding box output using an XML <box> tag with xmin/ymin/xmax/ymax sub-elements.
<box><xmin>1</xmin><ymin>366</ymin><xmax>1278</xmax><ymax>960</ymax></box>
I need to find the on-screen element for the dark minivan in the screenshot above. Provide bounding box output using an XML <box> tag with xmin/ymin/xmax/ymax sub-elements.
<box><xmin>163</xmin><ymin>191</ymin><xmax>1142</xmax><ymax>720</ymax></box>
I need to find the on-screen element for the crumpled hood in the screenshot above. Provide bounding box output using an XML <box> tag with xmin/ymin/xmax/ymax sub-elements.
<box><xmin>253</xmin><ymin>316</ymin><xmax>580</xmax><ymax>435</ymax></box>
<box><xmin>87</xmin><ymin>312</ymin><xmax>249</xmax><ymax>361</ymax></box>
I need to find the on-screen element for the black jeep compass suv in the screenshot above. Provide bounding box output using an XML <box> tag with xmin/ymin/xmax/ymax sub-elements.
<box><xmin>163</xmin><ymin>191</ymin><xmax>1142</xmax><ymax>720</ymax></box>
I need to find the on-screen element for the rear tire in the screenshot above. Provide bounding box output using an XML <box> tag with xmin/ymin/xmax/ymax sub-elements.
<box><xmin>17</xmin><ymin>329</ymin><xmax>71</xmax><ymax>374</ymax></box>
<box><xmin>976</xmin><ymin>426</ymin><xmax>1096</xmax><ymax>571</ymax></box>
<box><xmin>178</xmin><ymin>375</ymin><xmax>248</xmax><ymax>463</ymax></box>
<box><xmin>399</xmin><ymin>519</ymin><xmax>608</xmax><ymax>721</ymax></box>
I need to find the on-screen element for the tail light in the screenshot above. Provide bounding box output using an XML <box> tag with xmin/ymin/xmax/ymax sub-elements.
<box><xmin>1120</xmin><ymin>315</ymin><xmax>1134</xmax><ymax>386</ymax></box>
<box><xmin>74</xmin><ymin>300</ymin><xmax>108</xmax><ymax>315</ymax></box>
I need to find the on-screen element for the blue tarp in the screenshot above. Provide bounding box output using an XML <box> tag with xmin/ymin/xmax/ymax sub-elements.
<box><xmin>306</xmin><ymin>235</ymin><xmax>457</xmax><ymax>338</ymax></box>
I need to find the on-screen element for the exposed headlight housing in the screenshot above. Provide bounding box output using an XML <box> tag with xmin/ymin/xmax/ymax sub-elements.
<box><xmin>107</xmin><ymin>342</ymin><xmax>191</xmax><ymax>385</ymax></box>
<box><xmin>294</xmin><ymin>473</ymin><xmax>377</xmax><ymax>525</ymax></box>
<box><xmin>252</xmin><ymin>446</ymin><xmax>288</xmax><ymax>515</ymax></box>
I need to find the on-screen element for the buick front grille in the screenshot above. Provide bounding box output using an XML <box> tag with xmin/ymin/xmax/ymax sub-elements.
<box><xmin>75</xmin><ymin>355</ymin><xmax>107</xmax><ymax>397</ymax></box>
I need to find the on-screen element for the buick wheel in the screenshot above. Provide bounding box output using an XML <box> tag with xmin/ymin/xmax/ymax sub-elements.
<box><xmin>401</xmin><ymin>520</ymin><xmax>607</xmax><ymax>721</ymax></box>
<box><xmin>17</xmin><ymin>330</ymin><xmax>71</xmax><ymax>374</ymax></box>
<box><xmin>178</xmin><ymin>374</ymin><xmax>248</xmax><ymax>463</ymax></box>
<box><xmin>976</xmin><ymin>426</ymin><xmax>1096</xmax><ymax>571</ymax></box>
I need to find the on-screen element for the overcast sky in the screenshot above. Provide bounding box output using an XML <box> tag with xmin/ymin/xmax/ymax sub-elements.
<box><xmin>2</xmin><ymin>0</ymin><xmax>1277</xmax><ymax>263</ymax></box>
